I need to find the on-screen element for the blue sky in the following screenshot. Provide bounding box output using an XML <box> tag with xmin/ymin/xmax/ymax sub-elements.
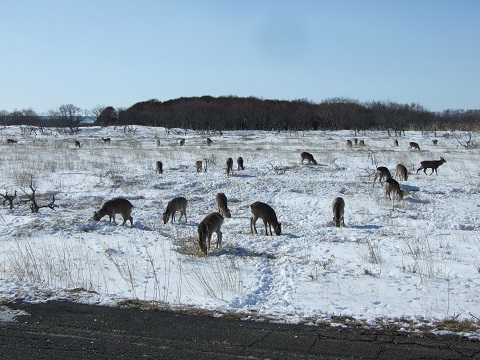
<box><xmin>1</xmin><ymin>0</ymin><xmax>479</xmax><ymax>113</ymax></box>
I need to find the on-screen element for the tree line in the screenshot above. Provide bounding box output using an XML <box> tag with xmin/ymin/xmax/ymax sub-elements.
<box><xmin>1</xmin><ymin>96</ymin><xmax>479</xmax><ymax>132</ymax></box>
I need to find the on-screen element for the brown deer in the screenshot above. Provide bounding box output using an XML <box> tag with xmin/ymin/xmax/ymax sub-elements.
<box><xmin>75</xmin><ymin>140</ymin><xmax>81</xmax><ymax>148</ymax></box>
<box><xmin>163</xmin><ymin>196</ymin><xmax>188</xmax><ymax>224</ymax></box>
<box><xmin>385</xmin><ymin>178</ymin><xmax>404</xmax><ymax>200</ymax></box>
<box><xmin>237</xmin><ymin>156</ymin><xmax>245</xmax><ymax>170</ymax></box>
<box><xmin>206</xmin><ymin>138</ymin><xmax>213</xmax><ymax>146</ymax></box>
<box><xmin>394</xmin><ymin>139</ymin><xmax>399</xmax><ymax>146</ymax></box>
<box><xmin>300</xmin><ymin>152</ymin><xmax>317</xmax><ymax>165</ymax></box>
<box><xmin>197</xmin><ymin>212</ymin><xmax>224</xmax><ymax>255</ymax></box>
<box><xmin>346</xmin><ymin>139</ymin><xmax>353</xmax><ymax>148</ymax></box>
<box><xmin>250</xmin><ymin>201</ymin><xmax>281</xmax><ymax>236</ymax></box>
<box><xmin>102</xmin><ymin>137</ymin><xmax>111</xmax><ymax>144</ymax></box>
<box><xmin>195</xmin><ymin>160</ymin><xmax>203</xmax><ymax>173</ymax></box>
<box><xmin>332</xmin><ymin>197</ymin><xmax>345</xmax><ymax>228</ymax></box>
<box><xmin>432</xmin><ymin>139</ymin><xmax>438</xmax><ymax>145</ymax></box>
<box><xmin>359</xmin><ymin>139</ymin><xmax>365</xmax><ymax>146</ymax></box>
<box><xmin>373</xmin><ymin>166</ymin><xmax>392</xmax><ymax>187</ymax></box>
<box><xmin>395</xmin><ymin>164</ymin><xmax>408</xmax><ymax>181</ymax></box>
<box><xmin>226</xmin><ymin>157</ymin><xmax>234</xmax><ymax>175</ymax></box>
<box><xmin>179</xmin><ymin>138</ymin><xmax>185</xmax><ymax>146</ymax></box>
<box><xmin>416</xmin><ymin>157</ymin><xmax>446</xmax><ymax>175</ymax></box>
<box><xmin>215</xmin><ymin>193</ymin><xmax>231</xmax><ymax>218</ymax></box>
<box><xmin>409</xmin><ymin>141</ymin><xmax>420</xmax><ymax>150</ymax></box>
<box><xmin>93</xmin><ymin>198</ymin><xmax>133</xmax><ymax>226</ymax></box>
<box><xmin>353</xmin><ymin>138</ymin><xmax>358</xmax><ymax>146</ymax></box>
<box><xmin>6</xmin><ymin>139</ymin><xmax>17</xmax><ymax>144</ymax></box>
<box><xmin>156</xmin><ymin>161</ymin><xmax>163</xmax><ymax>174</ymax></box>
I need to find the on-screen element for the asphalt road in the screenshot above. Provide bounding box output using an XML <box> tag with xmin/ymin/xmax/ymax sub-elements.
<box><xmin>0</xmin><ymin>301</ymin><xmax>478</xmax><ymax>359</ymax></box>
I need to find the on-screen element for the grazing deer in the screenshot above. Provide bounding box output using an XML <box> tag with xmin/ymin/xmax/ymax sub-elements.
<box><xmin>156</xmin><ymin>161</ymin><xmax>163</xmax><ymax>174</ymax></box>
<box><xmin>163</xmin><ymin>196</ymin><xmax>188</xmax><ymax>224</ymax></box>
<box><xmin>206</xmin><ymin>138</ymin><xmax>213</xmax><ymax>146</ymax></box>
<box><xmin>353</xmin><ymin>138</ymin><xmax>358</xmax><ymax>146</ymax></box>
<box><xmin>332</xmin><ymin>197</ymin><xmax>345</xmax><ymax>228</ymax></box>
<box><xmin>416</xmin><ymin>157</ymin><xmax>446</xmax><ymax>175</ymax></box>
<box><xmin>237</xmin><ymin>156</ymin><xmax>245</xmax><ymax>170</ymax></box>
<box><xmin>394</xmin><ymin>139</ymin><xmax>399</xmax><ymax>146</ymax></box>
<box><xmin>385</xmin><ymin>178</ymin><xmax>404</xmax><ymax>200</ymax></box>
<box><xmin>75</xmin><ymin>140</ymin><xmax>81</xmax><ymax>148</ymax></box>
<box><xmin>197</xmin><ymin>212</ymin><xmax>224</xmax><ymax>255</ymax></box>
<box><xmin>226</xmin><ymin>157</ymin><xmax>234</xmax><ymax>175</ymax></box>
<box><xmin>395</xmin><ymin>164</ymin><xmax>408</xmax><ymax>181</ymax></box>
<box><xmin>359</xmin><ymin>139</ymin><xmax>365</xmax><ymax>146</ymax></box>
<box><xmin>346</xmin><ymin>139</ymin><xmax>353</xmax><ymax>148</ymax></box>
<box><xmin>215</xmin><ymin>193</ymin><xmax>231</xmax><ymax>218</ymax></box>
<box><xmin>250</xmin><ymin>201</ymin><xmax>281</xmax><ymax>236</ymax></box>
<box><xmin>409</xmin><ymin>141</ymin><xmax>420</xmax><ymax>150</ymax></box>
<box><xmin>196</xmin><ymin>160</ymin><xmax>203</xmax><ymax>173</ymax></box>
<box><xmin>93</xmin><ymin>198</ymin><xmax>133</xmax><ymax>226</ymax></box>
<box><xmin>179</xmin><ymin>138</ymin><xmax>185</xmax><ymax>146</ymax></box>
<box><xmin>300</xmin><ymin>151</ymin><xmax>317</xmax><ymax>165</ymax></box>
<box><xmin>373</xmin><ymin>166</ymin><xmax>392</xmax><ymax>187</ymax></box>
<box><xmin>432</xmin><ymin>139</ymin><xmax>438</xmax><ymax>145</ymax></box>
<box><xmin>6</xmin><ymin>139</ymin><xmax>17</xmax><ymax>144</ymax></box>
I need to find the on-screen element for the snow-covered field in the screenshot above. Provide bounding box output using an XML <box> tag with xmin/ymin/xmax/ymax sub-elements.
<box><xmin>0</xmin><ymin>125</ymin><xmax>479</xmax><ymax>338</ymax></box>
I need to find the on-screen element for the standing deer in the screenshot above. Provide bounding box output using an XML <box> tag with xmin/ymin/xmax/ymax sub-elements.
<box><xmin>156</xmin><ymin>161</ymin><xmax>163</xmax><ymax>174</ymax></box>
<box><xmin>102</xmin><ymin>137</ymin><xmax>111</xmax><ymax>144</ymax></box>
<box><xmin>226</xmin><ymin>157</ymin><xmax>234</xmax><ymax>175</ymax></box>
<box><xmin>300</xmin><ymin>152</ymin><xmax>317</xmax><ymax>165</ymax></box>
<box><xmin>353</xmin><ymin>138</ymin><xmax>358</xmax><ymax>146</ymax></box>
<box><xmin>432</xmin><ymin>139</ymin><xmax>438</xmax><ymax>145</ymax></box>
<box><xmin>163</xmin><ymin>196</ymin><xmax>188</xmax><ymax>224</ymax></box>
<box><xmin>237</xmin><ymin>156</ymin><xmax>245</xmax><ymax>170</ymax></box>
<box><xmin>206</xmin><ymin>138</ymin><xmax>213</xmax><ymax>146</ymax></box>
<box><xmin>416</xmin><ymin>157</ymin><xmax>446</xmax><ymax>175</ymax></box>
<box><xmin>250</xmin><ymin>201</ymin><xmax>281</xmax><ymax>236</ymax></box>
<box><xmin>359</xmin><ymin>139</ymin><xmax>365</xmax><ymax>146</ymax></box>
<box><xmin>179</xmin><ymin>138</ymin><xmax>185</xmax><ymax>146</ymax></box>
<box><xmin>409</xmin><ymin>141</ymin><xmax>420</xmax><ymax>150</ymax></box>
<box><xmin>197</xmin><ymin>212</ymin><xmax>224</xmax><ymax>255</ymax></box>
<box><xmin>346</xmin><ymin>139</ymin><xmax>353</xmax><ymax>148</ymax></box>
<box><xmin>93</xmin><ymin>198</ymin><xmax>133</xmax><ymax>226</ymax></box>
<box><xmin>332</xmin><ymin>197</ymin><xmax>345</xmax><ymax>227</ymax></box>
<box><xmin>395</xmin><ymin>164</ymin><xmax>408</xmax><ymax>181</ymax></box>
<box><xmin>373</xmin><ymin>166</ymin><xmax>392</xmax><ymax>187</ymax></box>
<box><xmin>75</xmin><ymin>140</ymin><xmax>81</xmax><ymax>148</ymax></box>
<box><xmin>6</xmin><ymin>139</ymin><xmax>17</xmax><ymax>144</ymax></box>
<box><xmin>394</xmin><ymin>139</ymin><xmax>399</xmax><ymax>146</ymax></box>
<box><xmin>385</xmin><ymin>178</ymin><xmax>404</xmax><ymax>200</ymax></box>
<box><xmin>215</xmin><ymin>193</ymin><xmax>231</xmax><ymax>218</ymax></box>
<box><xmin>195</xmin><ymin>160</ymin><xmax>203</xmax><ymax>173</ymax></box>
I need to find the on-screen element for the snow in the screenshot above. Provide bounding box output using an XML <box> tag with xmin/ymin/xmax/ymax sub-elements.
<box><xmin>1</xmin><ymin>125</ymin><xmax>479</xmax><ymax>337</ymax></box>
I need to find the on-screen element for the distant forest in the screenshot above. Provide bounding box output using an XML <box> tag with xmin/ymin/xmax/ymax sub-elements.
<box><xmin>2</xmin><ymin>96</ymin><xmax>479</xmax><ymax>132</ymax></box>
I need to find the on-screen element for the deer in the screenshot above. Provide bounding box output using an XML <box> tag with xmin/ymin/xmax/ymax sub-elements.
<box><xmin>416</xmin><ymin>157</ymin><xmax>446</xmax><ymax>175</ymax></box>
<box><xmin>156</xmin><ymin>161</ymin><xmax>163</xmax><ymax>174</ymax></box>
<box><xmin>6</xmin><ymin>139</ymin><xmax>17</xmax><ymax>144</ymax></box>
<box><xmin>75</xmin><ymin>140</ymin><xmax>81</xmax><ymax>148</ymax></box>
<box><xmin>395</xmin><ymin>164</ymin><xmax>408</xmax><ymax>181</ymax></box>
<box><xmin>394</xmin><ymin>139</ymin><xmax>399</xmax><ymax>146</ymax></box>
<box><xmin>373</xmin><ymin>166</ymin><xmax>392</xmax><ymax>187</ymax></box>
<box><xmin>250</xmin><ymin>201</ymin><xmax>281</xmax><ymax>236</ymax></box>
<box><xmin>206</xmin><ymin>138</ymin><xmax>213</xmax><ymax>146</ymax></box>
<box><xmin>346</xmin><ymin>139</ymin><xmax>353</xmax><ymax>148</ymax></box>
<box><xmin>102</xmin><ymin>137</ymin><xmax>111</xmax><ymax>144</ymax></box>
<box><xmin>226</xmin><ymin>157</ymin><xmax>234</xmax><ymax>175</ymax></box>
<box><xmin>163</xmin><ymin>196</ymin><xmax>188</xmax><ymax>224</ymax></box>
<box><xmin>197</xmin><ymin>212</ymin><xmax>224</xmax><ymax>255</ymax></box>
<box><xmin>93</xmin><ymin>198</ymin><xmax>133</xmax><ymax>226</ymax></box>
<box><xmin>300</xmin><ymin>152</ymin><xmax>317</xmax><ymax>165</ymax></box>
<box><xmin>432</xmin><ymin>139</ymin><xmax>438</xmax><ymax>145</ymax></box>
<box><xmin>237</xmin><ymin>156</ymin><xmax>245</xmax><ymax>170</ymax></box>
<box><xmin>385</xmin><ymin>178</ymin><xmax>404</xmax><ymax>200</ymax></box>
<box><xmin>359</xmin><ymin>139</ymin><xmax>365</xmax><ymax>146</ymax></box>
<box><xmin>353</xmin><ymin>138</ymin><xmax>358</xmax><ymax>146</ymax></box>
<box><xmin>215</xmin><ymin>193</ymin><xmax>231</xmax><ymax>218</ymax></box>
<box><xmin>196</xmin><ymin>160</ymin><xmax>203</xmax><ymax>173</ymax></box>
<box><xmin>332</xmin><ymin>197</ymin><xmax>345</xmax><ymax>227</ymax></box>
<box><xmin>409</xmin><ymin>141</ymin><xmax>420</xmax><ymax>150</ymax></box>
<box><xmin>179</xmin><ymin>138</ymin><xmax>185</xmax><ymax>146</ymax></box>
